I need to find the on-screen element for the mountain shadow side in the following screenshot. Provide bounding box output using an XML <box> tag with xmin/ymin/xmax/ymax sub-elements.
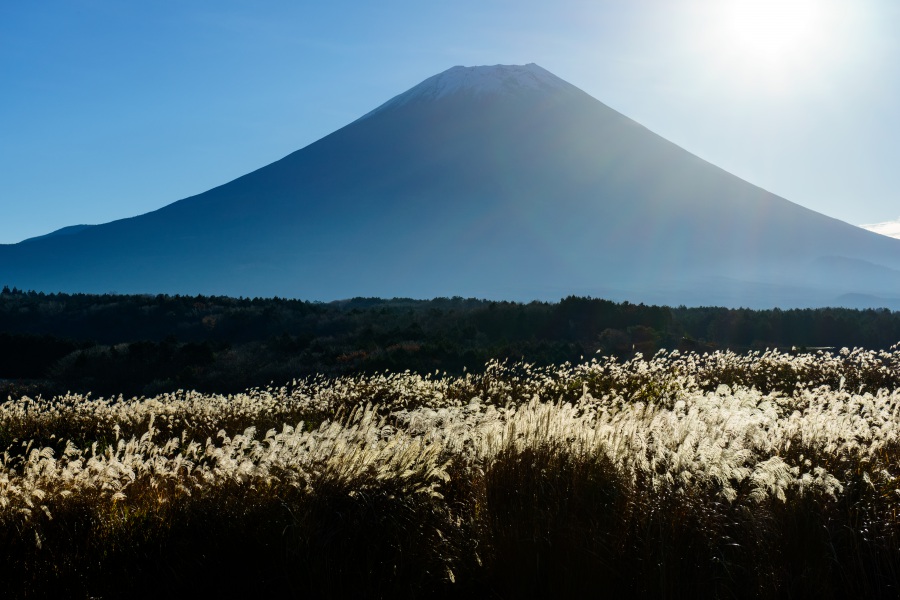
<box><xmin>3</xmin><ymin>63</ymin><xmax>900</xmax><ymax>308</ymax></box>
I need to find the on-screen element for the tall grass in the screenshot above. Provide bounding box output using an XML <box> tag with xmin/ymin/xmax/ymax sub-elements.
<box><xmin>3</xmin><ymin>347</ymin><xmax>900</xmax><ymax>597</ymax></box>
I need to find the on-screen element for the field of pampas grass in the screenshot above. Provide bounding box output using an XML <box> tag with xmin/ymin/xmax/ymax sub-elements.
<box><xmin>4</xmin><ymin>347</ymin><xmax>900</xmax><ymax>598</ymax></box>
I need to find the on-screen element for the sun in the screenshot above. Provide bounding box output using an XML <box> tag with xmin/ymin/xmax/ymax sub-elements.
<box><xmin>723</xmin><ymin>0</ymin><xmax>821</xmax><ymax>63</ymax></box>
<box><xmin>707</xmin><ymin>0</ymin><xmax>837</xmax><ymax>91</ymax></box>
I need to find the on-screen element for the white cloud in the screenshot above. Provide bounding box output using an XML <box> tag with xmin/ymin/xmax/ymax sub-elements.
<box><xmin>860</xmin><ymin>218</ymin><xmax>900</xmax><ymax>240</ymax></box>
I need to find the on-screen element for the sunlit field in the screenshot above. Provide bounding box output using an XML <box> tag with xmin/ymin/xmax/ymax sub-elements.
<box><xmin>4</xmin><ymin>347</ymin><xmax>900</xmax><ymax>598</ymax></box>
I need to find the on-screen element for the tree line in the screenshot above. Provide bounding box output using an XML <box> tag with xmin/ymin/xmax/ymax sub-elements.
<box><xmin>2</xmin><ymin>285</ymin><xmax>899</xmax><ymax>397</ymax></box>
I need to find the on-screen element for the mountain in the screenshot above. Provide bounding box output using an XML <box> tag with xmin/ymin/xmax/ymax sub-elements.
<box><xmin>3</xmin><ymin>63</ymin><xmax>900</xmax><ymax>308</ymax></box>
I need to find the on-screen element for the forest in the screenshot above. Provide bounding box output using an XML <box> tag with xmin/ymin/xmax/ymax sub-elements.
<box><xmin>2</xmin><ymin>285</ymin><xmax>900</xmax><ymax>399</ymax></box>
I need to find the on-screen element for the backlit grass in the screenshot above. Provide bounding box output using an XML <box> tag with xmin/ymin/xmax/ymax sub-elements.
<box><xmin>4</xmin><ymin>347</ymin><xmax>900</xmax><ymax>598</ymax></box>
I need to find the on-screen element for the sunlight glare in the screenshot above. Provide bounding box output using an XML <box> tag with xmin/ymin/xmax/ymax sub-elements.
<box><xmin>724</xmin><ymin>0</ymin><xmax>822</xmax><ymax>65</ymax></box>
<box><xmin>708</xmin><ymin>0</ymin><xmax>844</xmax><ymax>93</ymax></box>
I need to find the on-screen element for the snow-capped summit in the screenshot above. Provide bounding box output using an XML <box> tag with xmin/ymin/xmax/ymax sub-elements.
<box><xmin>362</xmin><ymin>63</ymin><xmax>577</xmax><ymax>118</ymax></box>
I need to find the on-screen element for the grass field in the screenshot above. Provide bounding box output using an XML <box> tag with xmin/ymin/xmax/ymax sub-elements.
<box><xmin>3</xmin><ymin>347</ymin><xmax>900</xmax><ymax>598</ymax></box>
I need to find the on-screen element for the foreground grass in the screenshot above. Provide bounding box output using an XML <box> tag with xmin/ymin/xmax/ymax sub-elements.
<box><xmin>3</xmin><ymin>348</ymin><xmax>900</xmax><ymax>598</ymax></box>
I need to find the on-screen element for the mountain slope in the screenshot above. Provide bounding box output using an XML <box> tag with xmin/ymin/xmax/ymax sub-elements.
<box><xmin>3</xmin><ymin>63</ymin><xmax>899</xmax><ymax>307</ymax></box>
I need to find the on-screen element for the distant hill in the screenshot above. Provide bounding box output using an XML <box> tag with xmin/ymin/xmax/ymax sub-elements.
<box><xmin>19</xmin><ymin>224</ymin><xmax>95</xmax><ymax>244</ymax></box>
<box><xmin>3</xmin><ymin>63</ymin><xmax>900</xmax><ymax>308</ymax></box>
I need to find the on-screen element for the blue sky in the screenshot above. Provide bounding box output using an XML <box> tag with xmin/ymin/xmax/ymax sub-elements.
<box><xmin>2</xmin><ymin>0</ymin><xmax>899</xmax><ymax>244</ymax></box>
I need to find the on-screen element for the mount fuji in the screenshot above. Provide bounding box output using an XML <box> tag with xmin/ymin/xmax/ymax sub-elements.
<box><xmin>3</xmin><ymin>63</ymin><xmax>900</xmax><ymax>308</ymax></box>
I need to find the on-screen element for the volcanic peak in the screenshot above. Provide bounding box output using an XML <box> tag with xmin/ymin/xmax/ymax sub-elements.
<box><xmin>362</xmin><ymin>63</ymin><xmax>574</xmax><ymax>118</ymax></box>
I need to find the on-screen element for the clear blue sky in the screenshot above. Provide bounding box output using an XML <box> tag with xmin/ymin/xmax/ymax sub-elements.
<box><xmin>2</xmin><ymin>0</ymin><xmax>899</xmax><ymax>244</ymax></box>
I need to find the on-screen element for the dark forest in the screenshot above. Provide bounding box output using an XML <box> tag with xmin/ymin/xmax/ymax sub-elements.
<box><xmin>2</xmin><ymin>285</ymin><xmax>899</xmax><ymax>398</ymax></box>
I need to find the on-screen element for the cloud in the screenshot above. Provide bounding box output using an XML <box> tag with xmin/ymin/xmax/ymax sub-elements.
<box><xmin>860</xmin><ymin>218</ymin><xmax>900</xmax><ymax>240</ymax></box>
